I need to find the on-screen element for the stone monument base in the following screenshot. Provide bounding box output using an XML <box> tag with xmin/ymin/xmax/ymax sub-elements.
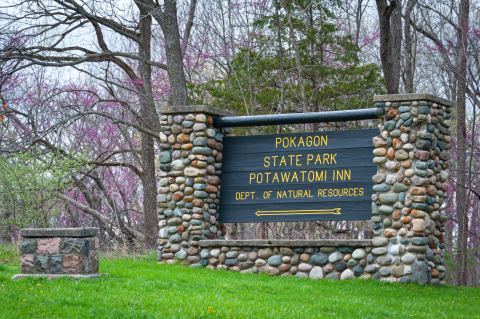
<box><xmin>17</xmin><ymin>227</ymin><xmax>99</xmax><ymax>276</ymax></box>
<box><xmin>191</xmin><ymin>239</ymin><xmax>372</xmax><ymax>280</ymax></box>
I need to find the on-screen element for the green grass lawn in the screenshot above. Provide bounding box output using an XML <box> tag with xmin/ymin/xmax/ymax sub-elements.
<box><xmin>0</xmin><ymin>244</ymin><xmax>479</xmax><ymax>319</ymax></box>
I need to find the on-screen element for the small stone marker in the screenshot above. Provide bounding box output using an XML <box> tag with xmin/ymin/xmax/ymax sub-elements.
<box><xmin>12</xmin><ymin>227</ymin><xmax>101</xmax><ymax>280</ymax></box>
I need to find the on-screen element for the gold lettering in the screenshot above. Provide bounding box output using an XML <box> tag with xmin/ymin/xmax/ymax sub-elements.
<box><xmin>295</xmin><ymin>154</ymin><xmax>302</xmax><ymax>166</ymax></box>
<box><xmin>297</xmin><ymin>136</ymin><xmax>305</xmax><ymax>147</ymax></box>
<box><xmin>272</xmin><ymin>173</ymin><xmax>280</xmax><ymax>184</ymax></box>
<box><xmin>307</xmin><ymin>170</ymin><xmax>314</xmax><ymax>182</ymax></box>
<box><xmin>264</xmin><ymin>172</ymin><xmax>271</xmax><ymax>183</ymax></box>
<box><xmin>235</xmin><ymin>192</ymin><xmax>256</xmax><ymax>200</ymax></box>
<box><xmin>306</xmin><ymin>154</ymin><xmax>314</xmax><ymax>165</ymax></box>
<box><xmin>274</xmin><ymin>135</ymin><xmax>328</xmax><ymax>149</ymax></box>
<box><xmin>306</xmin><ymin>135</ymin><xmax>312</xmax><ymax>147</ymax></box>
<box><xmin>256</xmin><ymin>173</ymin><xmax>263</xmax><ymax>184</ymax></box>
<box><xmin>248</xmin><ymin>169</ymin><xmax>340</xmax><ymax>185</ymax></box>
<box><xmin>275</xmin><ymin>137</ymin><xmax>282</xmax><ymax>148</ymax></box>
<box><xmin>274</xmin><ymin>189</ymin><xmax>315</xmax><ymax>199</ymax></box>
<box><xmin>316</xmin><ymin>170</ymin><xmax>326</xmax><ymax>181</ymax></box>
<box><xmin>271</xmin><ymin>155</ymin><xmax>278</xmax><ymax>167</ymax></box>
<box><xmin>333</xmin><ymin>169</ymin><xmax>351</xmax><ymax>181</ymax></box>
<box><xmin>316</xmin><ymin>187</ymin><xmax>365</xmax><ymax>197</ymax></box>
<box><xmin>288</xmin><ymin>136</ymin><xmax>296</xmax><ymax>148</ymax></box>
<box><xmin>263</xmin><ymin>156</ymin><xmax>270</xmax><ymax>168</ymax></box>
<box><xmin>300</xmin><ymin>170</ymin><xmax>307</xmax><ymax>181</ymax></box>
<box><xmin>291</xmin><ymin>171</ymin><xmax>298</xmax><ymax>183</ymax></box>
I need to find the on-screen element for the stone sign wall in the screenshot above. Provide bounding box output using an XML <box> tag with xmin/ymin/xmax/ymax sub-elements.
<box><xmin>198</xmin><ymin>240</ymin><xmax>371</xmax><ymax>279</ymax></box>
<box><xmin>156</xmin><ymin>94</ymin><xmax>452</xmax><ymax>284</ymax></box>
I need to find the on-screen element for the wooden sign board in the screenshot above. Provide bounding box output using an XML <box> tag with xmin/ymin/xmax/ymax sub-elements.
<box><xmin>219</xmin><ymin>129</ymin><xmax>376</xmax><ymax>223</ymax></box>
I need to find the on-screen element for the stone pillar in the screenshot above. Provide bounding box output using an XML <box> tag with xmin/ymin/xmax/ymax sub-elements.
<box><xmin>156</xmin><ymin>105</ymin><xmax>231</xmax><ymax>266</ymax></box>
<box><xmin>368</xmin><ymin>94</ymin><xmax>452</xmax><ymax>284</ymax></box>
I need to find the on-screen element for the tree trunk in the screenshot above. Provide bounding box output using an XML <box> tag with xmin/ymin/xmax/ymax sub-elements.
<box><xmin>134</xmin><ymin>0</ymin><xmax>188</xmax><ymax>106</ymax></box>
<box><xmin>138</xmin><ymin>9</ymin><xmax>159</xmax><ymax>249</ymax></box>
<box><xmin>140</xmin><ymin>135</ymin><xmax>158</xmax><ymax>249</ymax></box>
<box><xmin>354</xmin><ymin>0</ymin><xmax>364</xmax><ymax>50</ymax></box>
<box><xmin>375</xmin><ymin>0</ymin><xmax>402</xmax><ymax>94</ymax></box>
<box><xmin>403</xmin><ymin>0</ymin><xmax>416</xmax><ymax>93</ymax></box>
<box><xmin>155</xmin><ymin>1</ymin><xmax>188</xmax><ymax>106</ymax></box>
<box><xmin>133</xmin><ymin>0</ymin><xmax>188</xmax><ymax>248</ymax></box>
<box><xmin>455</xmin><ymin>0</ymin><xmax>469</xmax><ymax>286</ymax></box>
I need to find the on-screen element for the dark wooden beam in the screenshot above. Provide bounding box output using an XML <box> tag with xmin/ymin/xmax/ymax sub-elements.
<box><xmin>213</xmin><ymin>108</ymin><xmax>383</xmax><ymax>128</ymax></box>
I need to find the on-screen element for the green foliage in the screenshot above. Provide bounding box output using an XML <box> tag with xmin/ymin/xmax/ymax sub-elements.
<box><xmin>192</xmin><ymin>0</ymin><xmax>384</xmax><ymax>121</ymax></box>
<box><xmin>0</xmin><ymin>244</ymin><xmax>18</xmax><ymax>266</ymax></box>
<box><xmin>0</xmin><ymin>152</ymin><xmax>87</xmax><ymax>229</ymax></box>
<box><xmin>0</xmin><ymin>253</ymin><xmax>479</xmax><ymax>318</ymax></box>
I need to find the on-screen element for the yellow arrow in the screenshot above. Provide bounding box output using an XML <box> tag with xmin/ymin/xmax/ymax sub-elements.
<box><xmin>255</xmin><ymin>208</ymin><xmax>341</xmax><ymax>217</ymax></box>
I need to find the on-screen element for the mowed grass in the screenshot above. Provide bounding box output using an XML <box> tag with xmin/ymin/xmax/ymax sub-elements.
<box><xmin>0</xmin><ymin>245</ymin><xmax>479</xmax><ymax>319</ymax></box>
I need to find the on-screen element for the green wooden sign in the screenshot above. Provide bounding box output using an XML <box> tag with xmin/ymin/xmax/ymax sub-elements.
<box><xmin>219</xmin><ymin>129</ymin><xmax>376</xmax><ymax>223</ymax></box>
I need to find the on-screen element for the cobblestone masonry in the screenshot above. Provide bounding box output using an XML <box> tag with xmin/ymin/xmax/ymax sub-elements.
<box><xmin>198</xmin><ymin>240</ymin><xmax>371</xmax><ymax>279</ymax></box>
<box><xmin>368</xmin><ymin>94</ymin><xmax>453</xmax><ymax>284</ymax></box>
<box><xmin>18</xmin><ymin>228</ymin><xmax>99</xmax><ymax>275</ymax></box>
<box><xmin>157</xmin><ymin>94</ymin><xmax>452</xmax><ymax>284</ymax></box>
<box><xmin>156</xmin><ymin>106</ymin><xmax>231</xmax><ymax>266</ymax></box>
